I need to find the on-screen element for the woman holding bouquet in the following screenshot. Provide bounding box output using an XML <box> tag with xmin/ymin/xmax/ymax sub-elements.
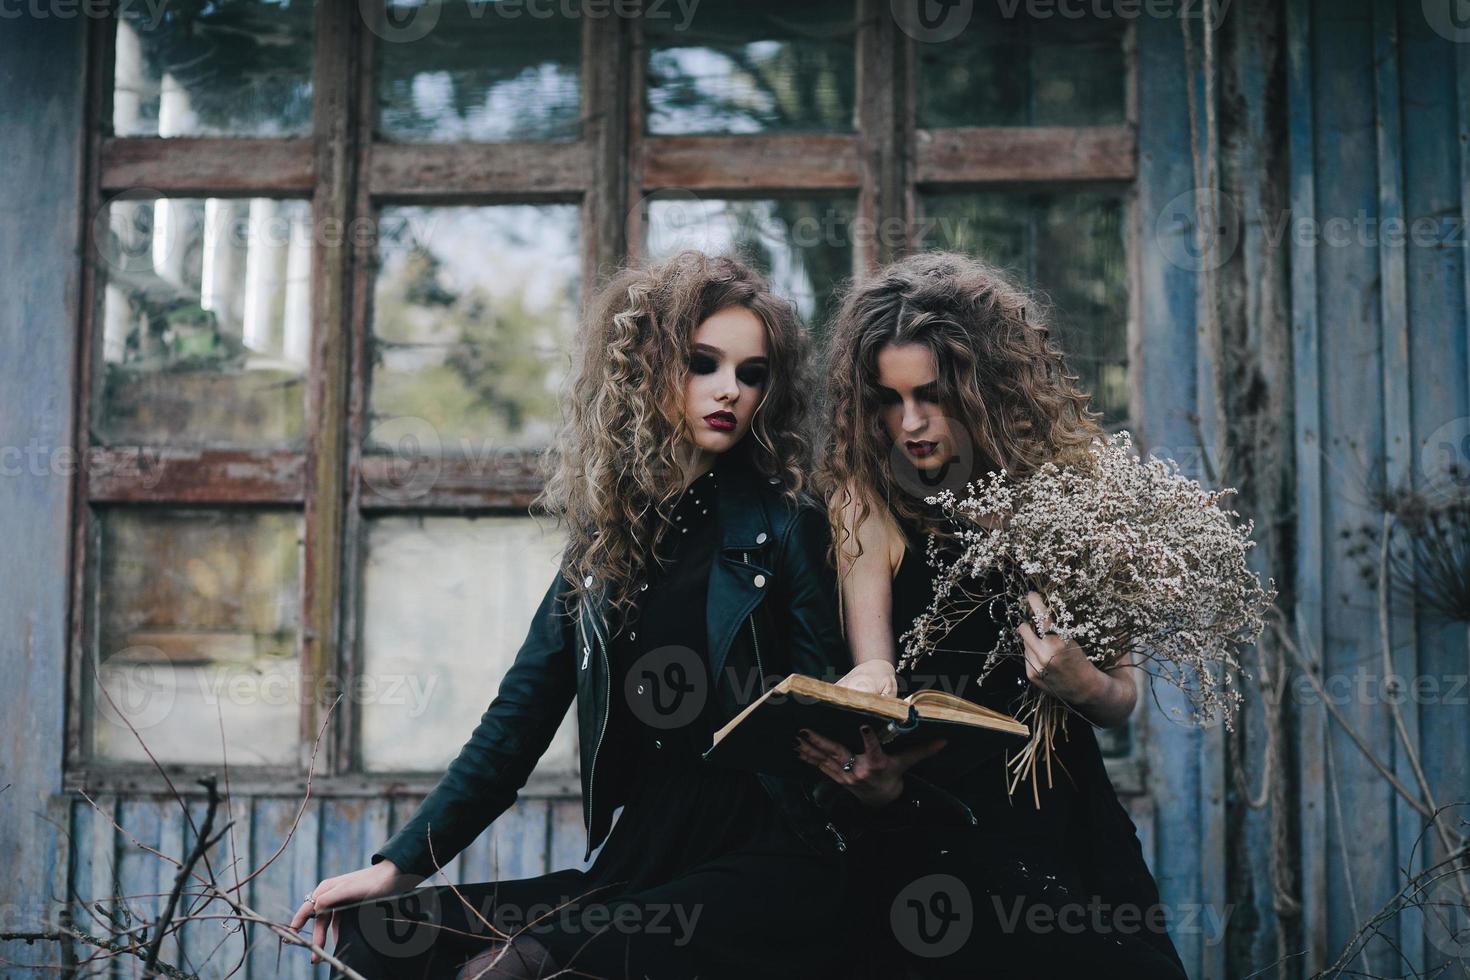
<box><xmin>290</xmin><ymin>251</ymin><xmax>856</xmax><ymax>979</ymax></box>
<box><xmin>802</xmin><ymin>251</ymin><xmax>1188</xmax><ymax>978</ymax></box>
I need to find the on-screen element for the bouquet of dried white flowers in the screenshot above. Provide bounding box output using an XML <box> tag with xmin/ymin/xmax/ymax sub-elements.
<box><xmin>898</xmin><ymin>430</ymin><xmax>1275</xmax><ymax>803</ymax></box>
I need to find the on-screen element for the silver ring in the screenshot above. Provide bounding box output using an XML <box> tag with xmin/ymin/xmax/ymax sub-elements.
<box><xmin>305</xmin><ymin>892</ymin><xmax>317</xmax><ymax>906</ymax></box>
<box><xmin>841</xmin><ymin>755</ymin><xmax>857</xmax><ymax>772</ymax></box>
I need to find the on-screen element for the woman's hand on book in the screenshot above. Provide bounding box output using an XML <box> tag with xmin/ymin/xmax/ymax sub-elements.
<box><xmin>289</xmin><ymin>860</ymin><xmax>422</xmax><ymax>964</ymax></box>
<box><xmin>795</xmin><ymin>725</ymin><xmax>947</xmax><ymax>808</ymax></box>
<box><xmin>834</xmin><ymin>659</ymin><xmax>899</xmax><ymax>698</ymax></box>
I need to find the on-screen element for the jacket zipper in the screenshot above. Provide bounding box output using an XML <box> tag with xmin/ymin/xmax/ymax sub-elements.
<box><xmin>741</xmin><ymin>551</ymin><xmax>766</xmax><ymax>693</ymax></box>
<box><xmin>585</xmin><ymin>551</ymin><xmax>827</xmax><ymax>852</ymax></box>
<box><xmin>582</xmin><ymin>603</ymin><xmax>610</xmax><ymax>837</ymax></box>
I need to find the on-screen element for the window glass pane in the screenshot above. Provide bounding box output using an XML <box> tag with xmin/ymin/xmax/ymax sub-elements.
<box><xmin>644</xmin><ymin>0</ymin><xmax>857</xmax><ymax>135</ymax></box>
<box><xmin>91</xmin><ymin>509</ymin><xmax>302</xmax><ymax>766</ymax></box>
<box><xmin>917</xmin><ymin>7</ymin><xmax>1125</xmax><ymax>128</ymax></box>
<box><xmin>95</xmin><ymin>197</ymin><xmax>311</xmax><ymax>448</ymax></box>
<box><xmin>112</xmin><ymin>0</ymin><xmax>315</xmax><ymax>138</ymax></box>
<box><xmin>369</xmin><ymin>205</ymin><xmax>580</xmax><ymax>455</ymax></box>
<box><xmin>918</xmin><ymin>191</ymin><xmax>1129</xmax><ymax>426</ymax></box>
<box><xmin>358</xmin><ymin>516</ymin><xmax>575</xmax><ymax>775</ymax></box>
<box><xmin>376</xmin><ymin>1</ymin><xmax>581</xmax><ymax>142</ymax></box>
<box><xmin>644</xmin><ymin>197</ymin><xmax>855</xmax><ymax>341</ymax></box>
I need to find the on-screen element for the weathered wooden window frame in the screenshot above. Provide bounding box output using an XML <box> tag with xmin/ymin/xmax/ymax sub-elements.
<box><xmin>66</xmin><ymin>0</ymin><xmax>1145</xmax><ymax>797</ymax></box>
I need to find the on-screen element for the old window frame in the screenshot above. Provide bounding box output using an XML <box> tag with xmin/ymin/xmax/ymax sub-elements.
<box><xmin>66</xmin><ymin>0</ymin><xmax>1145</xmax><ymax>797</ymax></box>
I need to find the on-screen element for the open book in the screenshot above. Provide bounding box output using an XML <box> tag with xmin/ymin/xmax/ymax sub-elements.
<box><xmin>702</xmin><ymin>673</ymin><xmax>1030</xmax><ymax>780</ymax></box>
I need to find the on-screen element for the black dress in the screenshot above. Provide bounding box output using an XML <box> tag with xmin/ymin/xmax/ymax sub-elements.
<box><xmin>841</xmin><ymin>509</ymin><xmax>1189</xmax><ymax>979</ymax></box>
<box><xmin>332</xmin><ymin>464</ymin><xmax>849</xmax><ymax>980</ymax></box>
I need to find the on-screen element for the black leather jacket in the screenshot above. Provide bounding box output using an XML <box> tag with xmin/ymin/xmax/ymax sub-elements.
<box><xmin>373</xmin><ymin>454</ymin><xmax>866</xmax><ymax>878</ymax></box>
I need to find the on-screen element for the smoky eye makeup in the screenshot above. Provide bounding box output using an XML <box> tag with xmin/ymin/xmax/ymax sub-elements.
<box><xmin>736</xmin><ymin>363</ymin><xmax>769</xmax><ymax>386</ymax></box>
<box><xmin>688</xmin><ymin>347</ymin><xmax>769</xmax><ymax>386</ymax></box>
<box><xmin>874</xmin><ymin>381</ymin><xmax>941</xmax><ymax>405</ymax></box>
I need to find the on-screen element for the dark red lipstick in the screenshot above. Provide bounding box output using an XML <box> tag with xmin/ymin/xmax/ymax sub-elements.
<box><xmin>905</xmin><ymin>439</ymin><xmax>939</xmax><ymax>458</ymax></box>
<box><xmin>705</xmin><ymin>410</ymin><xmax>737</xmax><ymax>432</ymax></box>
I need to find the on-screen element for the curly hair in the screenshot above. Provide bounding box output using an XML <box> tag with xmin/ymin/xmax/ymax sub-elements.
<box><xmin>815</xmin><ymin>250</ymin><xmax>1104</xmax><ymax>578</ymax></box>
<box><xmin>536</xmin><ymin>250</ymin><xmax>814</xmax><ymax>628</ymax></box>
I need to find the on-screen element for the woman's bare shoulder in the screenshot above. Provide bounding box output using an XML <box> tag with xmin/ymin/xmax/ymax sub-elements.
<box><xmin>880</xmin><ymin>508</ymin><xmax>905</xmax><ymax>577</ymax></box>
<box><xmin>828</xmin><ymin>480</ymin><xmax>905</xmax><ymax>576</ymax></box>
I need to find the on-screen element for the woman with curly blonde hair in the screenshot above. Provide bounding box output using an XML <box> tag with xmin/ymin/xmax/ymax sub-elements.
<box><xmin>799</xmin><ymin>251</ymin><xmax>1187</xmax><ymax>978</ymax></box>
<box><xmin>294</xmin><ymin>251</ymin><xmax>854</xmax><ymax>979</ymax></box>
